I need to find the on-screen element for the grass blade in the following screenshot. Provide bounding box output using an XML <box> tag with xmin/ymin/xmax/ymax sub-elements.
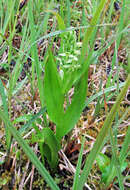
<box><xmin>78</xmin><ymin>74</ymin><xmax>130</xmax><ymax>190</ymax></box>
<box><xmin>19</xmin><ymin>107</ymin><xmax>46</xmax><ymax>135</ymax></box>
<box><xmin>84</xmin><ymin>82</ymin><xmax>125</xmax><ymax>108</ymax></box>
<box><xmin>28</xmin><ymin>0</ymin><xmax>46</xmax><ymax>107</ymax></box>
<box><xmin>66</xmin><ymin>0</ymin><xmax>71</xmax><ymax>27</ymax></box>
<box><xmin>120</xmin><ymin>125</ymin><xmax>130</xmax><ymax>163</ymax></box>
<box><xmin>109</xmin><ymin>128</ymin><xmax>124</xmax><ymax>190</ymax></box>
<box><xmin>0</xmin><ymin>110</ymin><xmax>60</xmax><ymax>190</ymax></box>
<box><xmin>0</xmin><ymin>79</ymin><xmax>11</xmax><ymax>150</ymax></box>
<box><xmin>72</xmin><ymin>137</ymin><xmax>85</xmax><ymax>190</ymax></box>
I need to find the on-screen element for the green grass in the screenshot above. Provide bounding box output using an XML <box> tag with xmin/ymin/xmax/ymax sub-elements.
<box><xmin>0</xmin><ymin>0</ymin><xmax>129</xmax><ymax>189</ymax></box>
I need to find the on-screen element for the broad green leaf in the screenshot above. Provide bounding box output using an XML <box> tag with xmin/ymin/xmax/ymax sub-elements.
<box><xmin>96</xmin><ymin>153</ymin><xmax>110</xmax><ymax>173</ymax></box>
<box><xmin>40</xmin><ymin>128</ymin><xmax>61</xmax><ymax>169</ymax></box>
<box><xmin>62</xmin><ymin>69</ymin><xmax>77</xmax><ymax>94</ymax></box>
<box><xmin>102</xmin><ymin>160</ymin><xmax>127</xmax><ymax>184</ymax></box>
<box><xmin>56</xmin><ymin>72</ymin><xmax>87</xmax><ymax>140</ymax></box>
<box><xmin>44</xmin><ymin>50</ymin><xmax>64</xmax><ymax>124</ymax></box>
<box><xmin>102</xmin><ymin>164</ymin><xmax>115</xmax><ymax>184</ymax></box>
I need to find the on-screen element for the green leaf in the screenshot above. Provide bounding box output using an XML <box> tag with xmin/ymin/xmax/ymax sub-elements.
<box><xmin>52</xmin><ymin>12</ymin><xmax>66</xmax><ymax>30</ymax></box>
<box><xmin>13</xmin><ymin>114</ymin><xmax>33</xmax><ymax>124</ymax></box>
<box><xmin>62</xmin><ymin>69</ymin><xmax>77</xmax><ymax>94</ymax></box>
<box><xmin>72</xmin><ymin>137</ymin><xmax>85</xmax><ymax>190</ymax></box>
<box><xmin>102</xmin><ymin>164</ymin><xmax>115</xmax><ymax>184</ymax></box>
<box><xmin>40</xmin><ymin>128</ymin><xmax>61</xmax><ymax>169</ymax></box>
<box><xmin>0</xmin><ymin>79</ymin><xmax>11</xmax><ymax>150</ymax></box>
<box><xmin>0</xmin><ymin>110</ymin><xmax>60</xmax><ymax>190</ymax></box>
<box><xmin>19</xmin><ymin>107</ymin><xmax>46</xmax><ymax>135</ymax></box>
<box><xmin>94</xmin><ymin>79</ymin><xmax>102</xmax><ymax>117</ymax></box>
<box><xmin>63</xmin><ymin>0</ymin><xmax>108</xmax><ymax>93</ymax></box>
<box><xmin>56</xmin><ymin>72</ymin><xmax>87</xmax><ymax>140</ymax></box>
<box><xmin>96</xmin><ymin>153</ymin><xmax>110</xmax><ymax>173</ymax></box>
<box><xmin>120</xmin><ymin>125</ymin><xmax>130</xmax><ymax>163</ymax></box>
<box><xmin>0</xmin><ymin>80</ymin><xmax>9</xmax><ymax>118</ymax></box>
<box><xmin>77</xmin><ymin>74</ymin><xmax>130</xmax><ymax>190</ymax></box>
<box><xmin>44</xmin><ymin>50</ymin><xmax>64</xmax><ymax>124</ymax></box>
<box><xmin>102</xmin><ymin>161</ymin><xmax>127</xmax><ymax>184</ymax></box>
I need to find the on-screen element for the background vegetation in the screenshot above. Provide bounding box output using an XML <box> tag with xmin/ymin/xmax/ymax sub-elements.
<box><xmin>0</xmin><ymin>0</ymin><xmax>129</xmax><ymax>189</ymax></box>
